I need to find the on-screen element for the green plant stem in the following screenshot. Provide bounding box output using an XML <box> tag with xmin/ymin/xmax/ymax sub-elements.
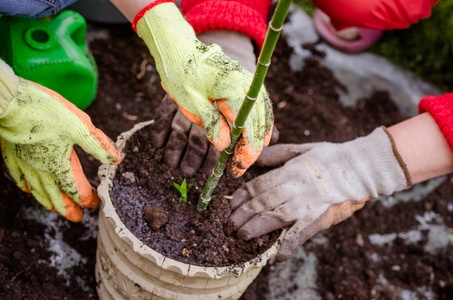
<box><xmin>197</xmin><ymin>0</ymin><xmax>293</xmax><ymax>211</ymax></box>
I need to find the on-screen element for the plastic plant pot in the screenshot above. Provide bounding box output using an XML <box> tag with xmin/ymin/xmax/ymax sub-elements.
<box><xmin>96</xmin><ymin>120</ymin><xmax>286</xmax><ymax>300</ymax></box>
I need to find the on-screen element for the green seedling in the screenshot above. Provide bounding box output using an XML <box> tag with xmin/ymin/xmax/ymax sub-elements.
<box><xmin>173</xmin><ymin>179</ymin><xmax>193</xmax><ymax>203</ymax></box>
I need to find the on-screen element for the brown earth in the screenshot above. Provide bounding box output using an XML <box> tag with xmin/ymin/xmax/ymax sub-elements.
<box><xmin>111</xmin><ymin>124</ymin><xmax>280</xmax><ymax>267</ymax></box>
<box><xmin>0</xmin><ymin>21</ymin><xmax>452</xmax><ymax>300</ymax></box>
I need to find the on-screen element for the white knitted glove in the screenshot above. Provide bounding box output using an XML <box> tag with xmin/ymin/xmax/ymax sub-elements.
<box><xmin>230</xmin><ymin>127</ymin><xmax>412</xmax><ymax>262</ymax></box>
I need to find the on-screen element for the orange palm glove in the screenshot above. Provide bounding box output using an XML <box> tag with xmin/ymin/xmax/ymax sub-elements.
<box><xmin>0</xmin><ymin>60</ymin><xmax>121</xmax><ymax>222</ymax></box>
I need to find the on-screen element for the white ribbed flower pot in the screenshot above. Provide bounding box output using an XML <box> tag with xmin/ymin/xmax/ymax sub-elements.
<box><xmin>95</xmin><ymin>120</ymin><xmax>285</xmax><ymax>300</ymax></box>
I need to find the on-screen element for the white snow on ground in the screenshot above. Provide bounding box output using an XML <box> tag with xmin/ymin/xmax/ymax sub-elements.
<box><xmin>376</xmin><ymin>273</ymin><xmax>436</xmax><ymax>300</ymax></box>
<box><xmin>416</xmin><ymin>212</ymin><xmax>453</xmax><ymax>254</ymax></box>
<box><xmin>369</xmin><ymin>211</ymin><xmax>453</xmax><ymax>254</ymax></box>
<box><xmin>265</xmin><ymin>234</ymin><xmax>328</xmax><ymax>299</ymax></box>
<box><xmin>22</xmin><ymin>206</ymin><xmax>95</xmax><ymax>294</ymax></box>
<box><xmin>448</xmin><ymin>202</ymin><xmax>453</xmax><ymax>211</ymax></box>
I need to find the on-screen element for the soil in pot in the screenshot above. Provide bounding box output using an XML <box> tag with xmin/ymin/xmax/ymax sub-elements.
<box><xmin>111</xmin><ymin>125</ymin><xmax>280</xmax><ymax>267</ymax></box>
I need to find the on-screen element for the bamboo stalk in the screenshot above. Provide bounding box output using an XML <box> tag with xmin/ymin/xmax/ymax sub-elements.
<box><xmin>197</xmin><ymin>0</ymin><xmax>293</xmax><ymax>211</ymax></box>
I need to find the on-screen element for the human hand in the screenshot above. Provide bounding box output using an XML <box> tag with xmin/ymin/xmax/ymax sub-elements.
<box><xmin>0</xmin><ymin>79</ymin><xmax>121</xmax><ymax>222</ymax></box>
<box><xmin>134</xmin><ymin>1</ymin><xmax>273</xmax><ymax>177</ymax></box>
<box><xmin>230</xmin><ymin>127</ymin><xmax>411</xmax><ymax>262</ymax></box>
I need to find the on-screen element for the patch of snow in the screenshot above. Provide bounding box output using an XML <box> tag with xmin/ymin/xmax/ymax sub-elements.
<box><xmin>370</xmin><ymin>252</ymin><xmax>381</xmax><ymax>263</ymax></box>
<box><xmin>369</xmin><ymin>230</ymin><xmax>422</xmax><ymax>247</ymax></box>
<box><xmin>369</xmin><ymin>233</ymin><xmax>397</xmax><ymax>246</ymax></box>
<box><xmin>376</xmin><ymin>273</ymin><xmax>435</xmax><ymax>300</ymax></box>
<box><xmin>266</xmin><ymin>246</ymin><xmax>321</xmax><ymax>300</ymax></box>
<box><xmin>423</xmin><ymin>225</ymin><xmax>453</xmax><ymax>254</ymax></box>
<box><xmin>448</xmin><ymin>202</ymin><xmax>453</xmax><ymax>211</ymax></box>
<box><xmin>283</xmin><ymin>7</ymin><xmax>318</xmax><ymax>71</ymax></box>
<box><xmin>369</xmin><ymin>211</ymin><xmax>453</xmax><ymax>254</ymax></box>
<box><xmin>401</xmin><ymin>286</ymin><xmax>436</xmax><ymax>300</ymax></box>
<box><xmin>398</xmin><ymin>230</ymin><xmax>423</xmax><ymax>244</ymax></box>
<box><xmin>22</xmin><ymin>206</ymin><xmax>95</xmax><ymax>289</ymax></box>
<box><xmin>46</xmin><ymin>231</ymin><xmax>87</xmax><ymax>284</ymax></box>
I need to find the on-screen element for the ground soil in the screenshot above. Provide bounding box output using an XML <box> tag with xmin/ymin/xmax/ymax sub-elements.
<box><xmin>0</xmin><ymin>21</ymin><xmax>452</xmax><ymax>300</ymax></box>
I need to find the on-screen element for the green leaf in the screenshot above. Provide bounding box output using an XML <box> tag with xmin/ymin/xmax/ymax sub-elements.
<box><xmin>173</xmin><ymin>179</ymin><xmax>193</xmax><ymax>203</ymax></box>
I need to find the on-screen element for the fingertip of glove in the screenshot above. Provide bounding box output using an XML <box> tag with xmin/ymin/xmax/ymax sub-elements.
<box><xmin>227</xmin><ymin>163</ymin><xmax>246</xmax><ymax>178</ymax></box>
<box><xmin>227</xmin><ymin>144</ymin><xmax>261</xmax><ymax>178</ymax></box>
<box><xmin>64</xmin><ymin>205</ymin><xmax>83</xmax><ymax>223</ymax></box>
<box><xmin>230</xmin><ymin>188</ymin><xmax>249</xmax><ymax>210</ymax></box>
<box><xmin>80</xmin><ymin>192</ymin><xmax>100</xmax><ymax>209</ymax></box>
<box><xmin>237</xmin><ymin>228</ymin><xmax>252</xmax><ymax>241</ymax></box>
<box><xmin>276</xmin><ymin>242</ymin><xmax>294</xmax><ymax>262</ymax></box>
<box><xmin>208</xmin><ymin>135</ymin><xmax>230</xmax><ymax>152</ymax></box>
<box><xmin>276</xmin><ymin>252</ymin><xmax>290</xmax><ymax>263</ymax></box>
<box><xmin>62</xmin><ymin>194</ymin><xmax>84</xmax><ymax>222</ymax></box>
<box><xmin>108</xmin><ymin>146</ymin><xmax>122</xmax><ymax>165</ymax></box>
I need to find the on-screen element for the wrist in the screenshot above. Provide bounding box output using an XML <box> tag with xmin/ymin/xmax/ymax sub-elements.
<box><xmin>387</xmin><ymin>113</ymin><xmax>453</xmax><ymax>184</ymax></box>
<box><xmin>346</xmin><ymin>127</ymin><xmax>410</xmax><ymax>195</ymax></box>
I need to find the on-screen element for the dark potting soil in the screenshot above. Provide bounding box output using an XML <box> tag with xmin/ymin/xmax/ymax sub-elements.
<box><xmin>111</xmin><ymin>125</ymin><xmax>280</xmax><ymax>267</ymax></box>
<box><xmin>1</xmin><ymin>20</ymin><xmax>453</xmax><ymax>300</ymax></box>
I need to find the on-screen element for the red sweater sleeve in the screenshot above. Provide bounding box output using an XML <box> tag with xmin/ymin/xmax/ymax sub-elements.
<box><xmin>180</xmin><ymin>0</ymin><xmax>272</xmax><ymax>48</ymax></box>
<box><xmin>419</xmin><ymin>93</ymin><xmax>453</xmax><ymax>151</ymax></box>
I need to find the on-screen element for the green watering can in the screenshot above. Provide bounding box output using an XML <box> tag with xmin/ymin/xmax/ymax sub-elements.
<box><xmin>0</xmin><ymin>10</ymin><xmax>98</xmax><ymax>110</ymax></box>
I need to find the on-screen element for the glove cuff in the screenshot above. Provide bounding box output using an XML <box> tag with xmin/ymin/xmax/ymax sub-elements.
<box><xmin>381</xmin><ymin>126</ymin><xmax>412</xmax><ymax>187</ymax></box>
<box><xmin>132</xmin><ymin>0</ymin><xmax>175</xmax><ymax>32</ymax></box>
<box><xmin>418</xmin><ymin>93</ymin><xmax>453</xmax><ymax>152</ymax></box>
<box><xmin>345</xmin><ymin>127</ymin><xmax>411</xmax><ymax>196</ymax></box>
<box><xmin>134</xmin><ymin>0</ymin><xmax>199</xmax><ymax>77</ymax></box>
<box><xmin>0</xmin><ymin>59</ymin><xmax>18</xmax><ymax>114</ymax></box>
<box><xmin>180</xmin><ymin>0</ymin><xmax>272</xmax><ymax>48</ymax></box>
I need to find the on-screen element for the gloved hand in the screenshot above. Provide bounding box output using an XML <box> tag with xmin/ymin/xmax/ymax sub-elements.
<box><xmin>148</xmin><ymin>30</ymin><xmax>279</xmax><ymax>176</ymax></box>
<box><xmin>149</xmin><ymin>94</ymin><xmax>220</xmax><ymax>176</ymax></box>
<box><xmin>230</xmin><ymin>127</ymin><xmax>412</xmax><ymax>262</ymax></box>
<box><xmin>0</xmin><ymin>60</ymin><xmax>121</xmax><ymax>222</ymax></box>
<box><xmin>134</xmin><ymin>1</ymin><xmax>274</xmax><ymax>177</ymax></box>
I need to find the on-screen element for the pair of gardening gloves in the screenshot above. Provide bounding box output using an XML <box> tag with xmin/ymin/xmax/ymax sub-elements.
<box><xmin>0</xmin><ymin>59</ymin><xmax>121</xmax><ymax>222</ymax></box>
<box><xmin>134</xmin><ymin>1</ymin><xmax>412</xmax><ymax>262</ymax></box>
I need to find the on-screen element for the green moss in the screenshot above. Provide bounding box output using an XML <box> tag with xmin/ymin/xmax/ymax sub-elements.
<box><xmin>293</xmin><ymin>0</ymin><xmax>315</xmax><ymax>16</ymax></box>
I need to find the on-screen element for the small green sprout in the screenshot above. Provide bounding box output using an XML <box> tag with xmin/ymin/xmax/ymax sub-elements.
<box><xmin>173</xmin><ymin>179</ymin><xmax>193</xmax><ymax>203</ymax></box>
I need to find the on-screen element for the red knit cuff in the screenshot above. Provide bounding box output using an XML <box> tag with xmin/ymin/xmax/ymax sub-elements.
<box><xmin>419</xmin><ymin>93</ymin><xmax>453</xmax><ymax>151</ymax></box>
<box><xmin>180</xmin><ymin>0</ymin><xmax>272</xmax><ymax>48</ymax></box>
<box><xmin>132</xmin><ymin>0</ymin><xmax>175</xmax><ymax>32</ymax></box>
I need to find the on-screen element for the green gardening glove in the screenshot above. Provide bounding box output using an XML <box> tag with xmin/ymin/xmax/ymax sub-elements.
<box><xmin>133</xmin><ymin>0</ymin><xmax>274</xmax><ymax>177</ymax></box>
<box><xmin>0</xmin><ymin>61</ymin><xmax>121</xmax><ymax>222</ymax></box>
